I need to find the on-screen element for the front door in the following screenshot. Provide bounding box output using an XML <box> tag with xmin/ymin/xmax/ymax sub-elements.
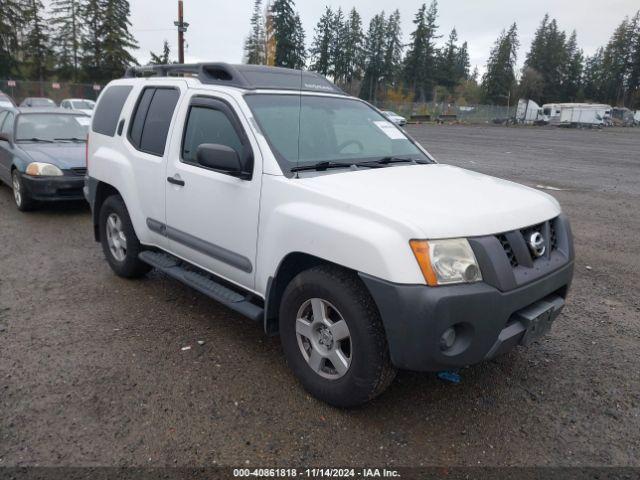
<box><xmin>164</xmin><ymin>91</ymin><xmax>262</xmax><ymax>291</ymax></box>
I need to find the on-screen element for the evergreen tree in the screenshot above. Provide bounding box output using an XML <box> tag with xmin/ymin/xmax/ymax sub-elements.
<box><xmin>81</xmin><ymin>0</ymin><xmax>105</xmax><ymax>80</ymax></box>
<box><xmin>402</xmin><ymin>1</ymin><xmax>439</xmax><ymax>102</ymax></box>
<box><xmin>435</xmin><ymin>28</ymin><xmax>459</xmax><ymax>90</ymax></box>
<box><xmin>455</xmin><ymin>41</ymin><xmax>471</xmax><ymax>82</ymax></box>
<box><xmin>523</xmin><ymin>15</ymin><xmax>568</xmax><ymax>102</ymax></box>
<box><xmin>360</xmin><ymin>12</ymin><xmax>386</xmax><ymax>102</ymax></box>
<box><xmin>625</xmin><ymin>11</ymin><xmax>640</xmax><ymax>107</ymax></box>
<box><xmin>149</xmin><ymin>40</ymin><xmax>171</xmax><ymax>65</ymax></box>
<box><xmin>583</xmin><ymin>48</ymin><xmax>605</xmax><ymax>101</ymax></box>
<box><xmin>50</xmin><ymin>0</ymin><xmax>83</xmax><ymax>81</ymax></box>
<box><xmin>271</xmin><ymin>0</ymin><xmax>305</xmax><ymax>69</ymax></box>
<box><xmin>563</xmin><ymin>31</ymin><xmax>584</xmax><ymax>101</ymax></box>
<box><xmin>309</xmin><ymin>6</ymin><xmax>334</xmax><ymax>75</ymax></box>
<box><xmin>291</xmin><ymin>13</ymin><xmax>306</xmax><ymax>69</ymax></box>
<box><xmin>340</xmin><ymin>8</ymin><xmax>364</xmax><ymax>90</ymax></box>
<box><xmin>599</xmin><ymin>16</ymin><xmax>634</xmax><ymax>105</ymax></box>
<box><xmin>101</xmin><ymin>0</ymin><xmax>138</xmax><ymax>80</ymax></box>
<box><xmin>21</xmin><ymin>0</ymin><xmax>53</xmax><ymax>81</ymax></box>
<box><xmin>381</xmin><ymin>9</ymin><xmax>403</xmax><ymax>93</ymax></box>
<box><xmin>0</xmin><ymin>0</ymin><xmax>22</xmax><ymax>78</ymax></box>
<box><xmin>244</xmin><ymin>0</ymin><xmax>266</xmax><ymax>65</ymax></box>
<box><xmin>329</xmin><ymin>8</ymin><xmax>346</xmax><ymax>81</ymax></box>
<box><xmin>482</xmin><ymin>23</ymin><xmax>519</xmax><ymax>105</ymax></box>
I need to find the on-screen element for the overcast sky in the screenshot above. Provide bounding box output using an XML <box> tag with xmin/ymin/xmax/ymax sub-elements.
<box><xmin>127</xmin><ymin>0</ymin><xmax>639</xmax><ymax>73</ymax></box>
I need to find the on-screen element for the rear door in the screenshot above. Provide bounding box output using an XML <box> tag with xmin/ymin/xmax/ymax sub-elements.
<box><xmin>164</xmin><ymin>90</ymin><xmax>262</xmax><ymax>290</ymax></box>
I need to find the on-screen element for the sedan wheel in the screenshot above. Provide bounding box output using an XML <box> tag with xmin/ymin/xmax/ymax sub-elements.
<box><xmin>12</xmin><ymin>171</ymin><xmax>22</xmax><ymax>207</ymax></box>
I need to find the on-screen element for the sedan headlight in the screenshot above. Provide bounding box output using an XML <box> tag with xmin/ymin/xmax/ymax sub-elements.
<box><xmin>25</xmin><ymin>162</ymin><xmax>64</xmax><ymax>176</ymax></box>
<box><xmin>410</xmin><ymin>238</ymin><xmax>482</xmax><ymax>286</ymax></box>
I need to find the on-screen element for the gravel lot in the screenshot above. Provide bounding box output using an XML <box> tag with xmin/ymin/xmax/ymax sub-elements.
<box><xmin>0</xmin><ymin>124</ymin><xmax>639</xmax><ymax>468</ymax></box>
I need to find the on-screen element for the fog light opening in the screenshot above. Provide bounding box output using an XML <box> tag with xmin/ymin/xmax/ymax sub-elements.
<box><xmin>440</xmin><ymin>327</ymin><xmax>456</xmax><ymax>351</ymax></box>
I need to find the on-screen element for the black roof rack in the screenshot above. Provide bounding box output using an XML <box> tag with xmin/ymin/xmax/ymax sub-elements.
<box><xmin>124</xmin><ymin>63</ymin><xmax>346</xmax><ymax>95</ymax></box>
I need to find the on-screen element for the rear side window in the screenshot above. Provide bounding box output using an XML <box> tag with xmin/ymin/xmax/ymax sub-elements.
<box><xmin>128</xmin><ymin>87</ymin><xmax>180</xmax><ymax>156</ymax></box>
<box><xmin>92</xmin><ymin>85</ymin><xmax>133</xmax><ymax>136</ymax></box>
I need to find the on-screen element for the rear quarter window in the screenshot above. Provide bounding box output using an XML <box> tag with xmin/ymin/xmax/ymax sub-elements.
<box><xmin>128</xmin><ymin>87</ymin><xmax>180</xmax><ymax>156</ymax></box>
<box><xmin>92</xmin><ymin>85</ymin><xmax>133</xmax><ymax>136</ymax></box>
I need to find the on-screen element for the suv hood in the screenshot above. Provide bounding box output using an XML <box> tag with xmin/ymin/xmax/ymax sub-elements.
<box><xmin>20</xmin><ymin>143</ymin><xmax>86</xmax><ymax>170</ymax></box>
<box><xmin>297</xmin><ymin>164</ymin><xmax>561</xmax><ymax>239</ymax></box>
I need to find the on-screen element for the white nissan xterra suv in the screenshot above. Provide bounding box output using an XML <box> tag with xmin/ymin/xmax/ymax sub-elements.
<box><xmin>85</xmin><ymin>63</ymin><xmax>574</xmax><ymax>407</ymax></box>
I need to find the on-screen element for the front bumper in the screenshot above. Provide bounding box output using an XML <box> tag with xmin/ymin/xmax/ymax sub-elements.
<box><xmin>360</xmin><ymin>260</ymin><xmax>574</xmax><ymax>371</ymax></box>
<box><xmin>20</xmin><ymin>173</ymin><xmax>85</xmax><ymax>201</ymax></box>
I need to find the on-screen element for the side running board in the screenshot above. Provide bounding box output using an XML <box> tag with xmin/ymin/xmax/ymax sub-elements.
<box><xmin>138</xmin><ymin>251</ymin><xmax>263</xmax><ymax>322</ymax></box>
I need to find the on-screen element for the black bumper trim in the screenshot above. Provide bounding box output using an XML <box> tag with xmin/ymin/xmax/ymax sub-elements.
<box><xmin>20</xmin><ymin>173</ymin><xmax>85</xmax><ymax>201</ymax></box>
<box><xmin>359</xmin><ymin>261</ymin><xmax>574</xmax><ymax>372</ymax></box>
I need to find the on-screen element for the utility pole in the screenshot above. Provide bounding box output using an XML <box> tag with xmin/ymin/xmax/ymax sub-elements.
<box><xmin>174</xmin><ymin>1</ymin><xmax>189</xmax><ymax>64</ymax></box>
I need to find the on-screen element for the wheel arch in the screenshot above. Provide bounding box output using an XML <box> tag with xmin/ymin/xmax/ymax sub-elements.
<box><xmin>264</xmin><ymin>252</ymin><xmax>360</xmax><ymax>335</ymax></box>
<box><xmin>92</xmin><ymin>181</ymin><xmax>121</xmax><ymax>241</ymax></box>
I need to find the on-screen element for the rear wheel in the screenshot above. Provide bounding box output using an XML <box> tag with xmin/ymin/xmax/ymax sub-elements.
<box><xmin>11</xmin><ymin>170</ymin><xmax>35</xmax><ymax>212</ymax></box>
<box><xmin>99</xmin><ymin>195</ymin><xmax>151</xmax><ymax>278</ymax></box>
<box><xmin>279</xmin><ymin>265</ymin><xmax>396</xmax><ymax>407</ymax></box>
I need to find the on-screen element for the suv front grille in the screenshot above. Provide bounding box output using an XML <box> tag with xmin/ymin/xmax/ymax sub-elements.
<box><xmin>496</xmin><ymin>218</ymin><xmax>559</xmax><ymax>267</ymax></box>
<box><xmin>497</xmin><ymin>234</ymin><xmax>518</xmax><ymax>267</ymax></box>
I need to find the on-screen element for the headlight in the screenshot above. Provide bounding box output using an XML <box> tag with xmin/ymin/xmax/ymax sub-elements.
<box><xmin>410</xmin><ymin>238</ymin><xmax>482</xmax><ymax>286</ymax></box>
<box><xmin>25</xmin><ymin>162</ymin><xmax>64</xmax><ymax>176</ymax></box>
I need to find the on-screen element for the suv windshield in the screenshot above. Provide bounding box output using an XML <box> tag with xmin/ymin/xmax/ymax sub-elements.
<box><xmin>245</xmin><ymin>94</ymin><xmax>431</xmax><ymax>173</ymax></box>
<box><xmin>16</xmin><ymin>114</ymin><xmax>90</xmax><ymax>142</ymax></box>
<box><xmin>29</xmin><ymin>98</ymin><xmax>56</xmax><ymax>107</ymax></box>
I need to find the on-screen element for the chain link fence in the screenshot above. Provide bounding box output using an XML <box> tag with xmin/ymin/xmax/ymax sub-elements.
<box><xmin>377</xmin><ymin>101</ymin><xmax>518</xmax><ymax>124</ymax></box>
<box><xmin>0</xmin><ymin>79</ymin><xmax>103</xmax><ymax>106</ymax></box>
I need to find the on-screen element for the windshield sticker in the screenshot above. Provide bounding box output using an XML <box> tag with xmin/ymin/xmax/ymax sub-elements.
<box><xmin>75</xmin><ymin>117</ymin><xmax>91</xmax><ymax>126</ymax></box>
<box><xmin>373</xmin><ymin>121</ymin><xmax>405</xmax><ymax>140</ymax></box>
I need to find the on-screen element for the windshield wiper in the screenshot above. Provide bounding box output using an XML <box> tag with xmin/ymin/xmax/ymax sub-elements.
<box><xmin>290</xmin><ymin>161</ymin><xmax>359</xmax><ymax>172</ymax></box>
<box><xmin>364</xmin><ymin>156</ymin><xmax>431</xmax><ymax>166</ymax></box>
<box><xmin>54</xmin><ymin>137</ymin><xmax>86</xmax><ymax>143</ymax></box>
<box><xmin>16</xmin><ymin>138</ymin><xmax>54</xmax><ymax>143</ymax></box>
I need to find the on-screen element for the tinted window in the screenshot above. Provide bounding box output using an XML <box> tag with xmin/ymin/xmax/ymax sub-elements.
<box><xmin>129</xmin><ymin>88</ymin><xmax>155</xmax><ymax>148</ymax></box>
<box><xmin>129</xmin><ymin>88</ymin><xmax>179</xmax><ymax>156</ymax></box>
<box><xmin>182</xmin><ymin>106</ymin><xmax>243</xmax><ymax>164</ymax></box>
<box><xmin>93</xmin><ymin>85</ymin><xmax>133</xmax><ymax>136</ymax></box>
<box><xmin>0</xmin><ymin>112</ymin><xmax>7</xmax><ymax>130</ymax></box>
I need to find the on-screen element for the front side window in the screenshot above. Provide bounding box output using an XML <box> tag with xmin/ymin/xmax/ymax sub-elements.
<box><xmin>245</xmin><ymin>94</ymin><xmax>430</xmax><ymax>173</ymax></box>
<box><xmin>182</xmin><ymin>106</ymin><xmax>243</xmax><ymax>164</ymax></box>
<box><xmin>15</xmin><ymin>114</ymin><xmax>89</xmax><ymax>142</ymax></box>
<box><xmin>1</xmin><ymin>113</ymin><xmax>13</xmax><ymax>134</ymax></box>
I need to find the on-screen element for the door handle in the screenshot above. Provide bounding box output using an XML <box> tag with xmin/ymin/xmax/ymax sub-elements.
<box><xmin>167</xmin><ymin>176</ymin><xmax>185</xmax><ymax>186</ymax></box>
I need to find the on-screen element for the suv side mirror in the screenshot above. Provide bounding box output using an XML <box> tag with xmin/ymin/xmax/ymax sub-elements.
<box><xmin>196</xmin><ymin>143</ymin><xmax>246</xmax><ymax>178</ymax></box>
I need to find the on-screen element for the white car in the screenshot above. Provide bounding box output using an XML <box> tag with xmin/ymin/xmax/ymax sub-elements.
<box><xmin>60</xmin><ymin>98</ymin><xmax>96</xmax><ymax>116</ymax></box>
<box><xmin>85</xmin><ymin>63</ymin><xmax>574</xmax><ymax>407</ymax></box>
<box><xmin>381</xmin><ymin>110</ymin><xmax>407</xmax><ymax>126</ymax></box>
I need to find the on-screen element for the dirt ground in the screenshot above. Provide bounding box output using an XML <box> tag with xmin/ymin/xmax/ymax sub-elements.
<box><xmin>0</xmin><ymin>124</ymin><xmax>638</xmax><ymax>468</ymax></box>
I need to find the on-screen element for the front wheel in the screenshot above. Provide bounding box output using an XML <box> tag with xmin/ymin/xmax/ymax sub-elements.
<box><xmin>99</xmin><ymin>195</ymin><xmax>152</xmax><ymax>278</ymax></box>
<box><xmin>11</xmin><ymin>170</ymin><xmax>35</xmax><ymax>211</ymax></box>
<box><xmin>279</xmin><ymin>265</ymin><xmax>396</xmax><ymax>407</ymax></box>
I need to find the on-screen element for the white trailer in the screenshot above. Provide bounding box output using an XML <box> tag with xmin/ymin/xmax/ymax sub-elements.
<box><xmin>543</xmin><ymin>103</ymin><xmax>611</xmax><ymax>126</ymax></box>
<box><xmin>559</xmin><ymin>106</ymin><xmax>604</xmax><ymax>128</ymax></box>
<box><xmin>516</xmin><ymin>99</ymin><xmax>543</xmax><ymax>124</ymax></box>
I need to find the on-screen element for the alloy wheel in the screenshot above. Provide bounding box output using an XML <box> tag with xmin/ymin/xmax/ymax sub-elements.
<box><xmin>105</xmin><ymin>213</ymin><xmax>128</xmax><ymax>262</ymax></box>
<box><xmin>295</xmin><ymin>298</ymin><xmax>352</xmax><ymax>380</ymax></box>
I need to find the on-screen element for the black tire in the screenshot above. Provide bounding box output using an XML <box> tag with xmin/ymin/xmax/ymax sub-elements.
<box><xmin>11</xmin><ymin>169</ymin><xmax>36</xmax><ymax>212</ymax></box>
<box><xmin>99</xmin><ymin>195</ymin><xmax>152</xmax><ymax>278</ymax></box>
<box><xmin>279</xmin><ymin>265</ymin><xmax>396</xmax><ymax>408</ymax></box>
